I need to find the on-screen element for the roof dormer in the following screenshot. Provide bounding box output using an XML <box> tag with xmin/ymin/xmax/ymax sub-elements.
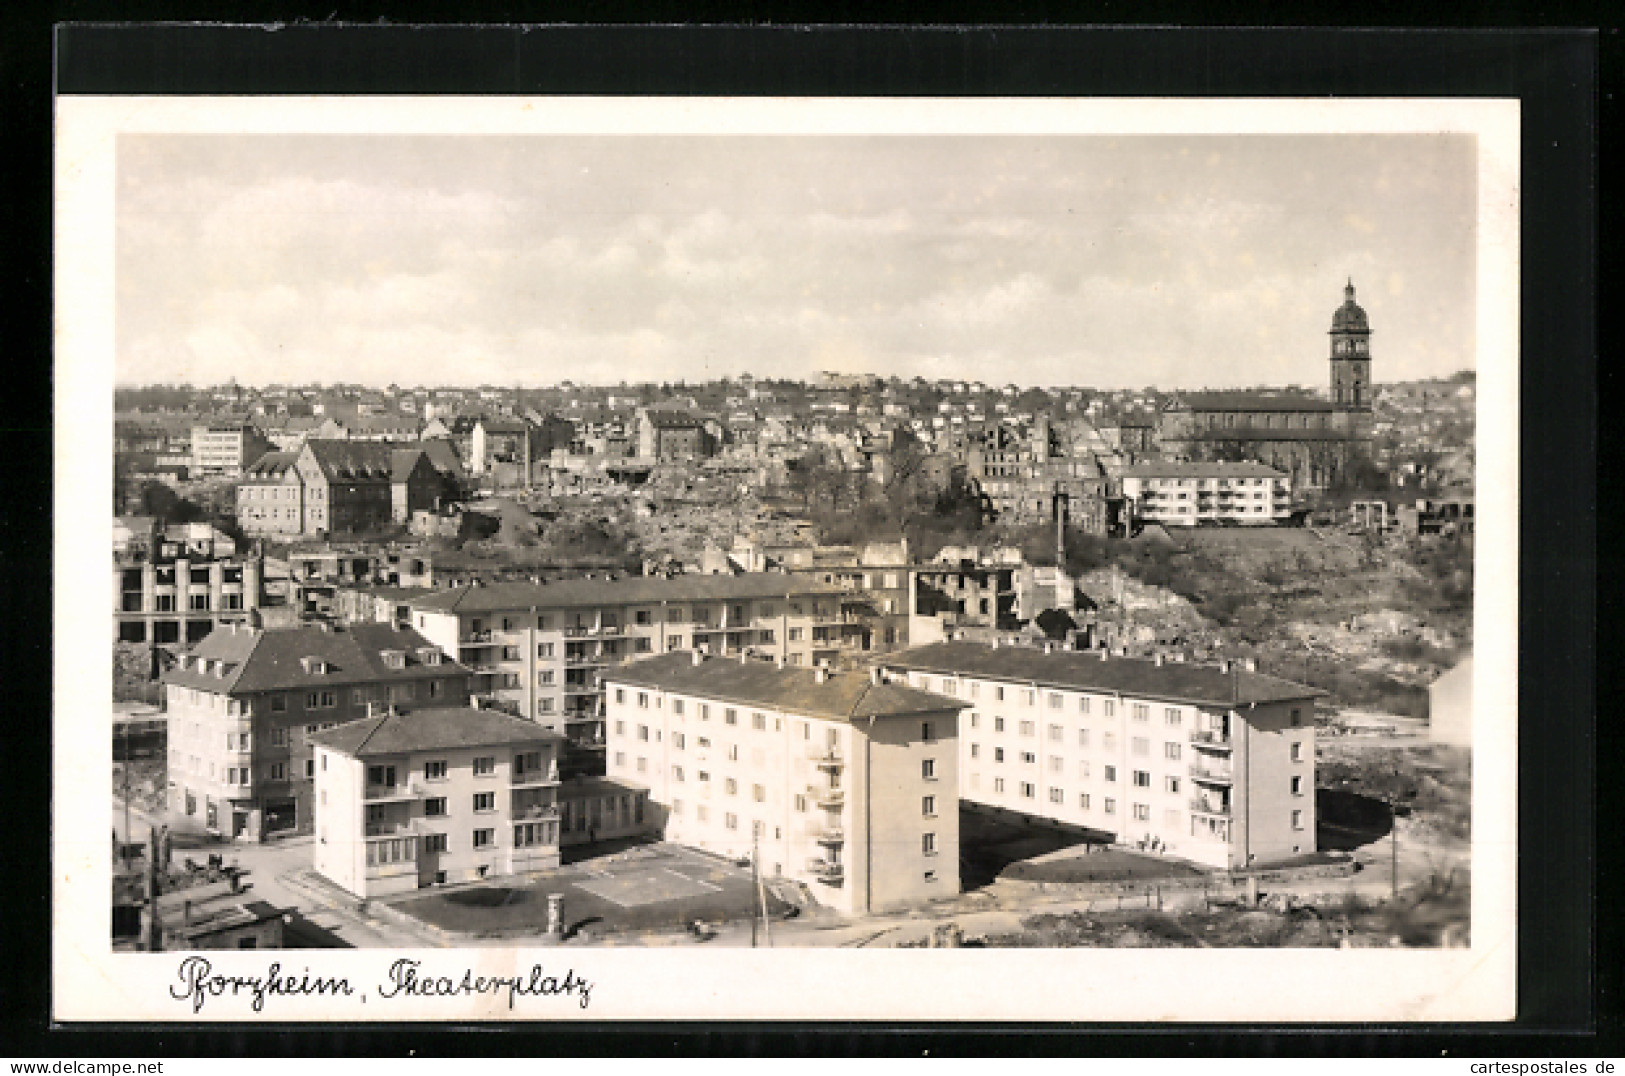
<box><xmin>300</xmin><ymin>656</ymin><xmax>330</xmax><ymax>675</ymax></box>
<box><xmin>416</xmin><ymin>647</ymin><xmax>441</xmax><ymax>667</ymax></box>
<box><xmin>380</xmin><ymin>649</ymin><xmax>407</xmax><ymax>670</ymax></box>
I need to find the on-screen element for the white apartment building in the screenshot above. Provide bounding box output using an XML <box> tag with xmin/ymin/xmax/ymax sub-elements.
<box><xmin>603</xmin><ymin>652</ymin><xmax>966</xmax><ymax>915</ymax></box>
<box><xmin>310</xmin><ymin>705</ymin><xmax>568</xmax><ymax>898</ymax></box>
<box><xmin>1118</xmin><ymin>461</ymin><xmax>1291</xmax><ymax>527</ymax></box>
<box><xmin>881</xmin><ymin>641</ymin><xmax>1322</xmax><ymax>870</ymax></box>
<box><xmin>190</xmin><ymin>421</ymin><xmax>271</xmax><ymax>479</ymax></box>
<box><xmin>405</xmin><ymin>575</ymin><xmax>850</xmax><ymax>764</ymax></box>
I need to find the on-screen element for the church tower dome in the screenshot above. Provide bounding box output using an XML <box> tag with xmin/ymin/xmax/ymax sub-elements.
<box><xmin>1329</xmin><ymin>278</ymin><xmax>1372</xmax><ymax>411</ymax></box>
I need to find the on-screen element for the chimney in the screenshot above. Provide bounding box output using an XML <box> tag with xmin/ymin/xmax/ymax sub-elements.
<box><xmin>1219</xmin><ymin>659</ymin><xmax>1231</xmax><ymax>673</ymax></box>
<box><xmin>691</xmin><ymin>649</ymin><xmax>703</xmax><ymax>666</ymax></box>
<box><xmin>1154</xmin><ymin>653</ymin><xmax>1164</xmax><ymax>666</ymax></box>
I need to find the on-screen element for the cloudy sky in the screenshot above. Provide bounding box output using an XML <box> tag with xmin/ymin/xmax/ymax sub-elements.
<box><xmin>115</xmin><ymin>133</ymin><xmax>1476</xmax><ymax>390</ymax></box>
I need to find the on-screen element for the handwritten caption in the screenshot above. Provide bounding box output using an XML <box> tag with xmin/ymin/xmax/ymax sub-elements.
<box><xmin>170</xmin><ymin>956</ymin><xmax>594</xmax><ymax>1015</ymax></box>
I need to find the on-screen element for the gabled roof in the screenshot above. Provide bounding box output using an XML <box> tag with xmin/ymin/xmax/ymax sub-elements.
<box><xmin>161</xmin><ymin>623</ymin><xmax>466</xmax><ymax>695</ymax></box>
<box><xmin>644</xmin><ymin>410</ymin><xmax>706</xmax><ymax>429</ymax></box>
<box><xmin>1165</xmin><ymin>392</ymin><xmax>1337</xmax><ymax>414</ymax></box>
<box><xmin>408</xmin><ymin>573</ymin><xmax>847</xmax><ymax>614</ymax></box>
<box><xmin>242</xmin><ymin>451</ymin><xmax>300</xmax><ymax>478</ymax></box>
<box><xmin>301</xmin><ymin>440</ymin><xmax>397</xmax><ymax>481</ymax></box>
<box><xmin>603</xmin><ymin>652</ymin><xmax>967</xmax><ymax>723</ymax></box>
<box><xmin>310</xmin><ymin>705</ymin><xmax>564</xmax><ymax>758</ymax></box>
<box><xmin>883</xmin><ymin>641</ymin><xmax>1324</xmax><ymax>708</ymax></box>
<box><xmin>389</xmin><ymin>448</ymin><xmax>433</xmax><ymax>482</ymax></box>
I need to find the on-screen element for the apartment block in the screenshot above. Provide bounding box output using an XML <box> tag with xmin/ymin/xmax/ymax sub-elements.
<box><xmin>405</xmin><ymin>574</ymin><xmax>849</xmax><ymax>770</ymax></box>
<box><xmin>191</xmin><ymin>420</ymin><xmax>273</xmax><ymax>479</ymax></box>
<box><xmin>603</xmin><ymin>652</ymin><xmax>966</xmax><ymax>915</ymax></box>
<box><xmin>310</xmin><ymin>705</ymin><xmax>567</xmax><ymax>898</ymax></box>
<box><xmin>1117</xmin><ymin>461</ymin><xmax>1291</xmax><ymax>528</ymax></box>
<box><xmin>162</xmin><ymin>622</ymin><xmax>469</xmax><ymax>841</ymax></box>
<box><xmin>881</xmin><ymin>641</ymin><xmax>1322</xmax><ymax>870</ymax></box>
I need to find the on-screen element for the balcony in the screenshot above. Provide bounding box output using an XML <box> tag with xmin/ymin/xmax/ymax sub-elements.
<box><xmin>806</xmin><ymin>858</ymin><xmax>844</xmax><ymax>884</ymax></box>
<box><xmin>1190</xmin><ymin>796</ymin><xmax>1231</xmax><ymax>817</ymax></box>
<box><xmin>563</xmin><ymin>683</ymin><xmax>604</xmax><ymax>696</ymax></box>
<box><xmin>810</xmin><ymin>824</ymin><xmax>845</xmax><ymax>845</ymax></box>
<box><xmin>512</xmin><ymin>763</ymin><xmax>561</xmax><ymax>787</ymax></box>
<box><xmin>1190</xmin><ymin>760</ymin><xmax>1234</xmax><ymax>784</ymax></box>
<box><xmin>364</xmin><ymin>779</ymin><xmax>427</xmax><ymax>803</ymax></box>
<box><xmin>512</xmin><ymin>802</ymin><xmax>561</xmax><ymax>822</ymax></box>
<box><xmin>564</xmin><ymin>653</ymin><xmax>605</xmax><ymax>668</ymax></box>
<box><xmin>813</xmin><ymin>786</ymin><xmax>845</xmax><ymax>808</ymax></box>
<box><xmin>459</xmin><ymin>630</ymin><xmax>494</xmax><ymax>644</ymax></box>
<box><xmin>806</xmin><ymin>744</ymin><xmax>844</xmax><ymax>769</ymax></box>
<box><xmin>1190</xmin><ymin>727</ymin><xmax>1232</xmax><ymax>749</ymax></box>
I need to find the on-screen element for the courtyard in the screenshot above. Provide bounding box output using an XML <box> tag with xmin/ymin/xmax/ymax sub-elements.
<box><xmin>391</xmin><ymin>843</ymin><xmax>793</xmax><ymax>940</ymax></box>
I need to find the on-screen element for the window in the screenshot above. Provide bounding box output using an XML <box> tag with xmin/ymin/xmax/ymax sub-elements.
<box><xmin>1291</xmin><ymin>775</ymin><xmax>1304</xmax><ymax>795</ymax></box>
<box><xmin>1104</xmin><ymin>765</ymin><xmax>1117</xmax><ymax>783</ymax></box>
<box><xmin>725</xmin><ymin>709</ymin><xmax>738</xmax><ymax>726</ymax></box>
<box><xmin>1165</xmin><ymin>707</ymin><xmax>1182</xmax><ymax>726</ymax></box>
<box><xmin>538</xmin><ymin>670</ymin><xmax>555</xmax><ymax>686</ymax></box>
<box><xmin>637</xmin><ymin>692</ymin><xmax>649</xmax><ymax>708</ymax></box>
<box><xmin>1292</xmin><ymin>810</ymin><xmax>1305</xmax><ymax>830</ymax></box>
<box><xmin>699</xmin><ymin>704</ymin><xmax>711</xmax><ymax>721</ymax></box>
<box><xmin>614</xmin><ymin>688</ymin><xmax>624</xmax><ymax>703</ymax></box>
<box><xmin>1166</xmin><ymin>777</ymin><xmax>1181</xmax><ymax>794</ymax></box>
<box><xmin>1133</xmin><ymin>803</ymin><xmax>1151</xmax><ymax>822</ymax></box>
<box><xmin>473</xmin><ymin>756</ymin><xmax>495</xmax><ymax>776</ymax></box>
<box><xmin>306</xmin><ymin>759</ymin><xmax>315</xmax><ymax>778</ymax></box>
<box><xmin>994</xmin><ymin>777</ymin><xmax>1005</xmax><ymax>793</ymax></box>
<box><xmin>1078</xmin><ymin>728</ymin><xmax>1090</xmax><ymax>747</ymax></box>
<box><xmin>1049</xmin><ymin>756</ymin><xmax>1064</xmax><ymax>773</ymax></box>
<box><xmin>1132</xmin><ymin>703</ymin><xmax>1150</xmax><ymax>722</ymax></box>
<box><xmin>1132</xmin><ymin>737</ymin><xmax>1149</xmax><ymax>756</ymax></box>
<box><xmin>425</xmin><ymin>760</ymin><xmax>447</xmax><ymax>781</ymax></box>
<box><xmin>994</xmin><ymin>747</ymin><xmax>1005</xmax><ymax>763</ymax></box>
<box><xmin>921</xmin><ymin>759</ymin><xmax>937</xmax><ymax>780</ymax></box>
<box><xmin>696</xmin><ymin>805</ymin><xmax>709</xmax><ymax>822</ymax></box>
<box><xmin>921</xmin><ymin>721</ymin><xmax>935</xmax><ymax>742</ymax></box>
<box><xmin>969</xmin><ymin>712</ymin><xmax>979</xmax><ymax>729</ymax></box>
<box><xmin>922</xmin><ymin>833</ymin><xmax>937</xmax><ymax>856</ymax></box>
<box><xmin>636</xmin><ymin>757</ymin><xmax>647</xmax><ymax>773</ymax></box>
<box><xmin>1078</xmin><ymin>696</ymin><xmax>1090</xmax><ymax>714</ymax></box>
<box><xmin>1103</xmin><ymin>732</ymin><xmax>1116</xmax><ymax>750</ymax></box>
<box><xmin>1079</xmin><ymin>793</ymin><xmax>1091</xmax><ymax>810</ymax></box>
<box><xmin>1019</xmin><ymin>720</ymin><xmax>1034</xmax><ymax>736</ymax></box>
<box><xmin>1019</xmin><ymin>782</ymin><xmax>1036</xmax><ymax>799</ymax></box>
<box><xmin>637</xmin><ymin>725</ymin><xmax>649</xmax><ymax>742</ymax></box>
<box><xmin>1048</xmin><ymin>693</ymin><xmax>1063</xmax><ymax>710</ymax></box>
<box><xmin>1164</xmin><ymin>742</ymin><xmax>1182</xmax><ymax>761</ymax></box>
<box><xmin>613</xmin><ymin>751</ymin><xmax>626</xmax><ymax>767</ymax></box>
<box><xmin>1048</xmin><ymin>787</ymin><xmax>1065</xmax><ymax>804</ymax></box>
<box><xmin>1048</xmin><ymin>724</ymin><xmax>1063</xmax><ymax>742</ymax></box>
<box><xmin>472</xmin><ymin>828</ymin><xmax>494</xmax><ymax>849</ymax></box>
<box><xmin>725</xmin><ymin>813</ymin><xmax>739</xmax><ymax>831</ymax></box>
<box><xmin>1103</xmin><ymin>700</ymin><xmax>1116</xmax><ymax>718</ymax></box>
<box><xmin>425</xmin><ymin>798</ymin><xmax>448</xmax><ymax>817</ymax></box>
<box><xmin>994</xmin><ymin>717</ymin><xmax>1005</xmax><ymax>732</ymax></box>
<box><xmin>994</xmin><ymin>686</ymin><xmax>1005</xmax><ymax>702</ymax></box>
<box><xmin>1290</xmin><ymin>742</ymin><xmax>1304</xmax><ymax>762</ymax></box>
<box><xmin>727</xmin><ymin>745</ymin><xmax>739</xmax><ymax>762</ymax></box>
<box><xmin>673</xmin><ymin>699</ymin><xmax>685</xmax><ymax>716</ymax></box>
<box><xmin>473</xmin><ymin>792</ymin><xmax>495</xmax><ymax>812</ymax></box>
<box><xmin>270</xmin><ymin>694</ymin><xmax>287</xmax><ymax>713</ymax></box>
<box><xmin>1290</xmin><ymin>707</ymin><xmax>1303</xmax><ymax>727</ymax></box>
<box><xmin>1104</xmin><ymin>797</ymin><xmax>1117</xmax><ymax>815</ymax></box>
<box><xmin>725</xmin><ymin>778</ymin><xmax>738</xmax><ymax>795</ymax></box>
<box><xmin>423</xmin><ymin>833</ymin><xmax>448</xmax><ymax>854</ymax></box>
<box><xmin>1022</xmin><ymin>690</ymin><xmax>1036</xmax><ymax>707</ymax></box>
<box><xmin>1133</xmin><ymin>770</ymin><xmax>1151</xmax><ymax>788</ymax></box>
<box><xmin>970</xmin><ymin>744</ymin><xmax>980</xmax><ymax>759</ymax></box>
<box><xmin>752</xmin><ymin>712</ymin><xmax>767</xmax><ymax>731</ymax></box>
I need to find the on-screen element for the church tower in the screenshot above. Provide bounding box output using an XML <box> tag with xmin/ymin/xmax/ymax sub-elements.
<box><xmin>1329</xmin><ymin>278</ymin><xmax>1372</xmax><ymax>410</ymax></box>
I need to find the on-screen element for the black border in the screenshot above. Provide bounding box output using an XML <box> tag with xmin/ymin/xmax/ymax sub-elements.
<box><xmin>10</xmin><ymin>20</ymin><xmax>1604</xmax><ymax>1056</ymax></box>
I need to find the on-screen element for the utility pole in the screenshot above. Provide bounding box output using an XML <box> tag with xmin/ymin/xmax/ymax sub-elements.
<box><xmin>750</xmin><ymin>834</ymin><xmax>760</xmax><ymax>949</ymax></box>
<box><xmin>756</xmin><ymin>832</ymin><xmax>774</xmax><ymax>948</ymax></box>
<box><xmin>1391</xmin><ymin>809</ymin><xmax>1400</xmax><ymax>903</ymax></box>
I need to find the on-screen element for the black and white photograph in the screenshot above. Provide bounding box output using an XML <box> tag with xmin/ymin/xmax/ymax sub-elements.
<box><xmin>54</xmin><ymin>92</ymin><xmax>1519</xmax><ymax>1023</ymax></box>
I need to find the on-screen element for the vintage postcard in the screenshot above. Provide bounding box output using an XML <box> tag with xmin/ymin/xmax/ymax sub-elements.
<box><xmin>54</xmin><ymin>95</ymin><xmax>1518</xmax><ymax>1022</ymax></box>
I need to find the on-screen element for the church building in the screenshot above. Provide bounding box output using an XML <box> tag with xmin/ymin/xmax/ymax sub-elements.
<box><xmin>1155</xmin><ymin>281</ymin><xmax>1374</xmax><ymax>489</ymax></box>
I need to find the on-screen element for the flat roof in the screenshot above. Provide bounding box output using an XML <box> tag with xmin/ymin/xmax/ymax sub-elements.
<box><xmin>883</xmin><ymin>641</ymin><xmax>1324</xmax><ymax>708</ymax></box>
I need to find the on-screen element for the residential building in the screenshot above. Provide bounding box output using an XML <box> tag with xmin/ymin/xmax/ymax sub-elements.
<box><xmin>405</xmin><ymin>574</ymin><xmax>850</xmax><ymax>771</ymax></box>
<box><xmin>1117</xmin><ymin>461</ymin><xmax>1291</xmax><ymax>528</ymax></box>
<box><xmin>236</xmin><ymin>451</ymin><xmax>306</xmax><ymax>537</ymax></box>
<box><xmin>880</xmin><ymin>641</ymin><xmax>1323</xmax><ymax>870</ymax></box>
<box><xmin>310</xmin><ymin>704</ymin><xmax>567</xmax><ymax>898</ymax></box>
<box><xmin>191</xmin><ymin>420</ymin><xmax>273</xmax><ymax>479</ymax></box>
<box><xmin>114</xmin><ymin>518</ymin><xmax>263</xmax><ymax>645</ymax></box>
<box><xmin>636</xmin><ymin>408</ymin><xmax>716</xmax><ymax>462</ymax></box>
<box><xmin>162</xmin><ymin>622</ymin><xmax>469</xmax><ymax>841</ymax></box>
<box><xmin>290</xmin><ymin>441</ymin><xmax>446</xmax><ymax>536</ymax></box>
<box><xmin>603</xmin><ymin>652</ymin><xmax>966</xmax><ymax>914</ymax></box>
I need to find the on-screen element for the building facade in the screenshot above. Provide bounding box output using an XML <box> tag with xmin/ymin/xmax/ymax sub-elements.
<box><xmin>191</xmin><ymin>421</ymin><xmax>273</xmax><ymax>479</ymax></box>
<box><xmin>405</xmin><ymin>574</ymin><xmax>851</xmax><ymax>773</ymax></box>
<box><xmin>603</xmin><ymin>652</ymin><xmax>966</xmax><ymax>914</ymax></box>
<box><xmin>162</xmin><ymin>622</ymin><xmax>469</xmax><ymax>841</ymax></box>
<box><xmin>1117</xmin><ymin>461</ymin><xmax>1291</xmax><ymax>528</ymax></box>
<box><xmin>236</xmin><ymin>451</ymin><xmax>306</xmax><ymax>537</ymax></box>
<box><xmin>881</xmin><ymin>641</ymin><xmax>1322</xmax><ymax>870</ymax></box>
<box><xmin>311</xmin><ymin>705</ymin><xmax>567</xmax><ymax>898</ymax></box>
<box><xmin>114</xmin><ymin>519</ymin><xmax>263</xmax><ymax>645</ymax></box>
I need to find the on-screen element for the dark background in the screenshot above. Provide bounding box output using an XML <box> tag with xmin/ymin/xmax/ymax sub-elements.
<box><xmin>5</xmin><ymin>16</ymin><xmax>1604</xmax><ymax>1058</ymax></box>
